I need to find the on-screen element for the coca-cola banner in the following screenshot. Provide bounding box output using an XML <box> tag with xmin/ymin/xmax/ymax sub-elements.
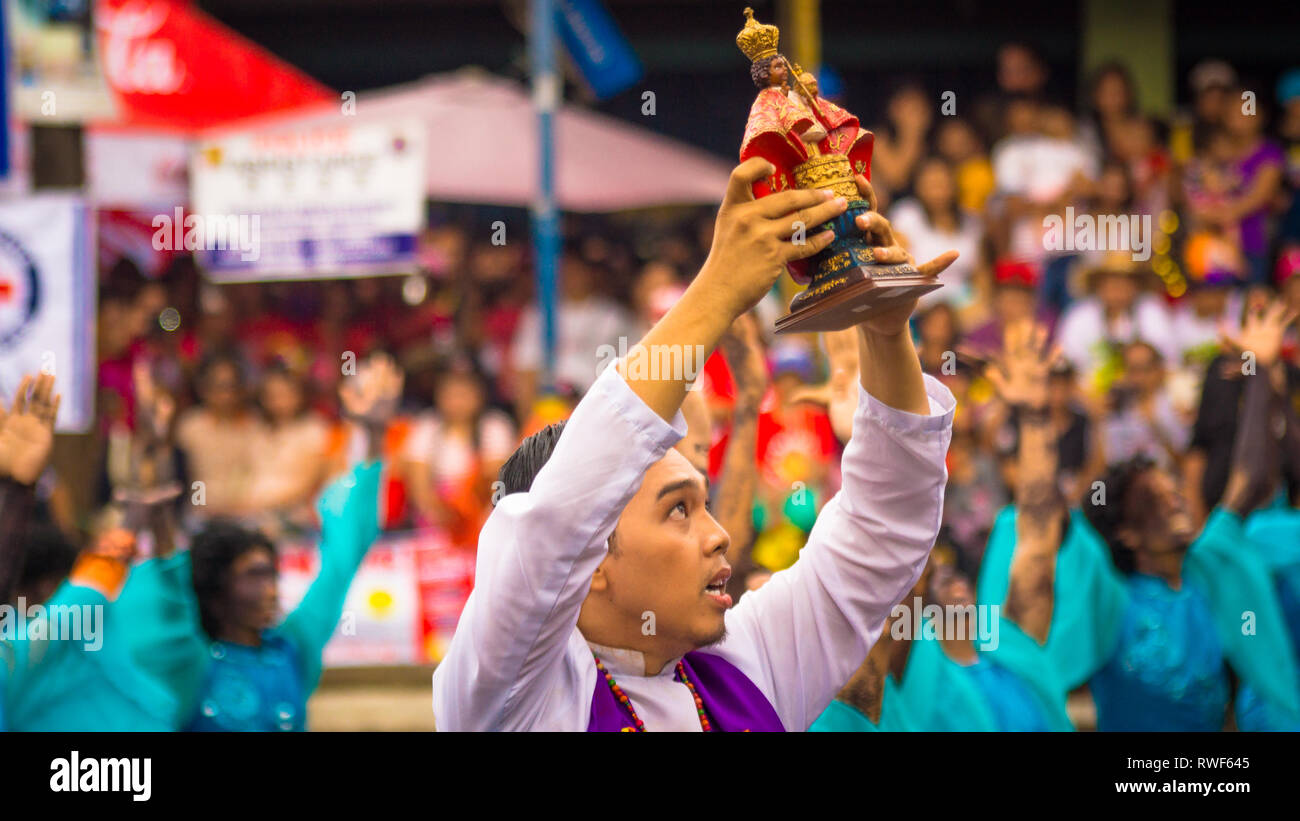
<box><xmin>189</xmin><ymin>119</ymin><xmax>427</xmax><ymax>282</ymax></box>
<box><xmin>94</xmin><ymin>0</ymin><xmax>333</xmax><ymax>131</ymax></box>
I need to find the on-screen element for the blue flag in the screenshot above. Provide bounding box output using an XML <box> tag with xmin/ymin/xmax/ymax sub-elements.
<box><xmin>554</xmin><ymin>0</ymin><xmax>642</xmax><ymax>100</ymax></box>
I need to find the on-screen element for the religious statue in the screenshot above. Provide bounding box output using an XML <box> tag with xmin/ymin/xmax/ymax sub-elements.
<box><xmin>736</xmin><ymin>7</ymin><xmax>940</xmax><ymax>333</ymax></box>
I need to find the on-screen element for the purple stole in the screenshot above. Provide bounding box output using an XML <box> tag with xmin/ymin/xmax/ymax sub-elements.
<box><xmin>587</xmin><ymin>651</ymin><xmax>786</xmax><ymax>732</ymax></box>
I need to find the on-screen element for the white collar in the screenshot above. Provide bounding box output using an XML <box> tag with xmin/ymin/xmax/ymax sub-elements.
<box><xmin>586</xmin><ymin>640</ymin><xmax>681</xmax><ymax>679</ymax></box>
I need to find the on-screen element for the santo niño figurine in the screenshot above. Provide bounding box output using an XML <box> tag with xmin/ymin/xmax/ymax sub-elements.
<box><xmin>736</xmin><ymin>7</ymin><xmax>940</xmax><ymax>333</ymax></box>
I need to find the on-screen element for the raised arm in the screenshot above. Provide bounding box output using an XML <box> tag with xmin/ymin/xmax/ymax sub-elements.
<box><xmin>986</xmin><ymin>322</ymin><xmax>1067</xmax><ymax>644</ymax></box>
<box><xmin>1219</xmin><ymin>303</ymin><xmax>1297</xmax><ymax>516</ymax></box>
<box><xmin>432</xmin><ymin>160</ymin><xmax>852</xmax><ymax>730</ymax></box>
<box><xmin>278</xmin><ymin>354</ymin><xmax>398</xmax><ymax>689</ymax></box>
<box><xmin>715</xmin><ymin>313</ymin><xmax>765</xmax><ymax>593</ymax></box>
<box><xmin>720</xmin><ymin>176</ymin><xmax>959</xmax><ymax>730</ymax></box>
<box><xmin>0</xmin><ymin>374</ymin><xmax>60</xmax><ymax>603</ymax></box>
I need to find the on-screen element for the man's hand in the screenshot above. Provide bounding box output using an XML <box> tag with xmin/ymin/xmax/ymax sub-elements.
<box><xmin>0</xmin><ymin>373</ymin><xmax>61</xmax><ymax>486</ymax></box>
<box><xmin>850</xmin><ymin>174</ymin><xmax>959</xmax><ymax>336</ymax></box>
<box><xmin>696</xmin><ymin>158</ymin><xmax>847</xmax><ymax>319</ymax></box>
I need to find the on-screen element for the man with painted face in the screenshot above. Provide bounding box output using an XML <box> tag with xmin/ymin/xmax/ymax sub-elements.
<box><xmin>432</xmin><ymin>159</ymin><xmax>958</xmax><ymax>731</ymax></box>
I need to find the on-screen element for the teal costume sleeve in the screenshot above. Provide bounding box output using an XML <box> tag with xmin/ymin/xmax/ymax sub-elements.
<box><xmin>273</xmin><ymin>461</ymin><xmax>382</xmax><ymax>692</ymax></box>
<box><xmin>112</xmin><ymin>550</ymin><xmax>209</xmax><ymax>728</ymax></box>
<box><xmin>976</xmin><ymin>506</ymin><xmax>1127</xmax><ymax>690</ymax></box>
<box><xmin>1242</xmin><ymin>503</ymin><xmax>1300</xmax><ymax>571</ymax></box>
<box><xmin>981</xmin><ymin>616</ymin><xmax>1074</xmax><ymax>731</ymax></box>
<box><xmin>1184</xmin><ymin>508</ymin><xmax>1300</xmax><ymax>719</ymax></box>
<box><xmin>892</xmin><ymin>617</ymin><xmax>1072</xmax><ymax>731</ymax></box>
<box><xmin>2</xmin><ymin>582</ymin><xmax>177</xmax><ymax>731</ymax></box>
<box><xmin>809</xmin><ymin>676</ymin><xmax>911</xmax><ymax>732</ymax></box>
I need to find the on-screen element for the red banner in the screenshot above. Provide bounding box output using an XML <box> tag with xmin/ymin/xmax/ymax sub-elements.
<box><xmin>94</xmin><ymin>0</ymin><xmax>334</xmax><ymax>132</ymax></box>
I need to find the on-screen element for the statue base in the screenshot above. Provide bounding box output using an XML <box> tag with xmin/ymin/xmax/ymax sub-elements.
<box><xmin>776</xmin><ymin>199</ymin><xmax>941</xmax><ymax>334</ymax></box>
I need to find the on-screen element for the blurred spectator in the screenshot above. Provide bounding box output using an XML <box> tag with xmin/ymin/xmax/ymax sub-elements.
<box><xmin>991</xmin><ymin>97</ymin><xmax>1097</xmax><ymax>304</ymax></box>
<box><xmin>1278</xmin><ymin>68</ymin><xmax>1300</xmax><ymax>243</ymax></box>
<box><xmin>246</xmin><ymin>362</ymin><xmax>331</xmax><ymax>535</ymax></box>
<box><xmin>1056</xmin><ymin>251</ymin><xmax>1175</xmax><ymax>393</ymax></box>
<box><xmin>509</xmin><ymin>248</ymin><xmax>634</xmax><ymax>418</ymax></box>
<box><xmin>1172</xmin><ymin>232</ymin><xmax>1245</xmax><ymax>367</ymax></box>
<box><xmin>1101</xmin><ymin>341</ymin><xmax>1191</xmax><ymax>471</ymax></box>
<box><xmin>1170</xmin><ymin>59</ymin><xmax>1237</xmax><ymax>165</ymax></box>
<box><xmin>174</xmin><ymin>351</ymin><xmax>263</xmax><ymax>520</ymax></box>
<box><xmin>1219</xmin><ymin>86</ymin><xmax>1285</xmax><ymax>283</ymax></box>
<box><xmin>402</xmin><ymin>359</ymin><xmax>516</xmax><ymax>549</ymax></box>
<box><xmin>1081</xmin><ymin>62</ymin><xmax>1140</xmax><ymax>161</ymax></box>
<box><xmin>870</xmin><ymin>81</ymin><xmax>934</xmax><ymax>202</ymax></box>
<box><xmin>888</xmin><ymin>157</ymin><xmax>984</xmax><ymax>311</ymax></box>
<box><xmin>965</xmin><ymin>259</ymin><xmax>1049</xmax><ymax>356</ymax></box>
<box><xmin>935</xmin><ymin>117</ymin><xmax>996</xmax><ymax>214</ymax></box>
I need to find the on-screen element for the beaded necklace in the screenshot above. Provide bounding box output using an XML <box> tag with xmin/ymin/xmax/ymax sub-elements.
<box><xmin>593</xmin><ymin>654</ymin><xmax>714</xmax><ymax>732</ymax></box>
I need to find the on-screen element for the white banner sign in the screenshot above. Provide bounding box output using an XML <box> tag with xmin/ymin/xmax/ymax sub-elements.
<box><xmin>85</xmin><ymin>129</ymin><xmax>192</xmax><ymax>209</ymax></box>
<box><xmin>0</xmin><ymin>195</ymin><xmax>95</xmax><ymax>433</ymax></box>
<box><xmin>190</xmin><ymin>120</ymin><xmax>427</xmax><ymax>281</ymax></box>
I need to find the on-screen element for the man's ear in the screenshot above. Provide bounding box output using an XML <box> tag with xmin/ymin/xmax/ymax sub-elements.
<box><xmin>589</xmin><ymin>536</ymin><xmax>616</xmax><ymax>594</ymax></box>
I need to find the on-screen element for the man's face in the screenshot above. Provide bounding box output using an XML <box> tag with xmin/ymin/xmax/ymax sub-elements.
<box><xmin>585</xmin><ymin>448</ymin><xmax>731</xmax><ymax>657</ymax></box>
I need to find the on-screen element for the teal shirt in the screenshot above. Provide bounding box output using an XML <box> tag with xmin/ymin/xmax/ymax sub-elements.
<box><xmin>113</xmin><ymin>461</ymin><xmax>382</xmax><ymax>730</ymax></box>
<box><xmin>1</xmin><ymin>582</ymin><xmax>176</xmax><ymax>731</ymax></box>
<box><xmin>978</xmin><ymin>505</ymin><xmax>1300</xmax><ymax>730</ymax></box>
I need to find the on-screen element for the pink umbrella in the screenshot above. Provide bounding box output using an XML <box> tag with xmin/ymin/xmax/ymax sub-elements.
<box><xmin>200</xmin><ymin>70</ymin><xmax>734</xmax><ymax>212</ymax></box>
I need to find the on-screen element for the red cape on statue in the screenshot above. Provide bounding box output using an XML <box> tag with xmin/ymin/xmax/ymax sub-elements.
<box><xmin>739</xmin><ymin>87</ymin><xmax>874</xmax><ymax>282</ymax></box>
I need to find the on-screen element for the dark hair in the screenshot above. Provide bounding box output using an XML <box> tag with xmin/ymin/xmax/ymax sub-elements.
<box><xmin>1081</xmin><ymin>455</ymin><xmax>1157</xmax><ymax>574</ymax></box>
<box><xmin>498</xmin><ymin>421</ymin><xmax>567</xmax><ymax>495</ymax></box>
<box><xmin>196</xmin><ymin>349</ymin><xmax>245</xmax><ymax>389</ymax></box>
<box><xmin>190</xmin><ymin>520</ymin><xmax>276</xmax><ymax>639</ymax></box>
<box><xmin>17</xmin><ymin>523</ymin><xmax>79</xmax><ymax>599</ymax></box>
<box><xmin>750</xmin><ymin>55</ymin><xmax>780</xmax><ymax>89</ymax></box>
<box><xmin>1087</xmin><ymin>61</ymin><xmax>1138</xmax><ymax>118</ymax></box>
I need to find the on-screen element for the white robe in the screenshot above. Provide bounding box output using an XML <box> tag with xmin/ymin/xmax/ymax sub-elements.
<box><xmin>431</xmin><ymin>361</ymin><xmax>955</xmax><ymax>731</ymax></box>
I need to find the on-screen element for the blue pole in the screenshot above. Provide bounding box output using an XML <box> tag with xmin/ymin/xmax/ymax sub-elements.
<box><xmin>531</xmin><ymin>0</ymin><xmax>560</xmax><ymax>394</ymax></box>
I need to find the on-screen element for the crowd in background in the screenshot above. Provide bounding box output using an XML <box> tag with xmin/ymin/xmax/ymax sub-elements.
<box><xmin>9</xmin><ymin>45</ymin><xmax>1300</xmax><ymax>728</ymax></box>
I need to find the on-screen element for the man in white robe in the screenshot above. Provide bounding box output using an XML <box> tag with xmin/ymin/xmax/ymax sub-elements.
<box><xmin>433</xmin><ymin>160</ymin><xmax>958</xmax><ymax>731</ymax></box>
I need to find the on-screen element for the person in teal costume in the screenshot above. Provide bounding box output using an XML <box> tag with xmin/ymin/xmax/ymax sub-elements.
<box><xmin>109</xmin><ymin>354</ymin><xmax>398</xmax><ymax>731</ymax></box>
<box><xmin>813</xmin><ymin>322</ymin><xmax>1073</xmax><ymax>732</ymax></box>
<box><xmin>0</xmin><ymin>371</ymin><xmax>178</xmax><ymax>731</ymax></box>
<box><xmin>977</xmin><ymin>305</ymin><xmax>1300</xmax><ymax>730</ymax></box>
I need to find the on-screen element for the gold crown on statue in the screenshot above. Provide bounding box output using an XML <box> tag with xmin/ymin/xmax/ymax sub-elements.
<box><xmin>736</xmin><ymin>7</ymin><xmax>780</xmax><ymax>63</ymax></box>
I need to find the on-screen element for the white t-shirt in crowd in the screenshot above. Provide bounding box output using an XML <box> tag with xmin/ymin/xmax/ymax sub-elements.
<box><xmin>887</xmin><ymin>198</ymin><xmax>983</xmax><ymax>310</ymax></box>
<box><xmin>511</xmin><ymin>297</ymin><xmax>634</xmax><ymax>394</ymax></box>
<box><xmin>992</xmin><ymin>134</ymin><xmax>1099</xmax><ymax>262</ymax></box>
<box><xmin>404</xmin><ymin>410</ymin><xmax>517</xmax><ymax>493</ymax></box>
<box><xmin>1056</xmin><ymin>294</ymin><xmax>1177</xmax><ymax>376</ymax></box>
